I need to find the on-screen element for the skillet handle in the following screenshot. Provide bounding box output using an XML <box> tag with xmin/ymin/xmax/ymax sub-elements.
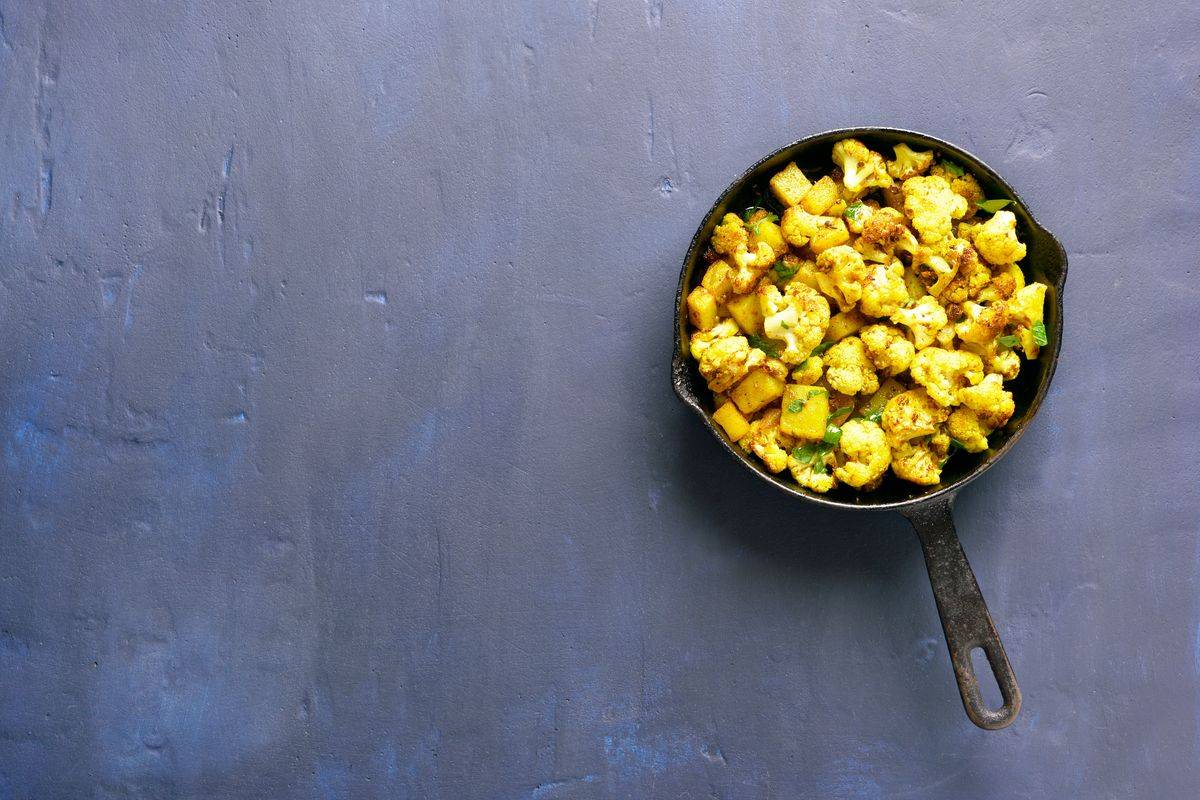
<box><xmin>903</xmin><ymin>497</ymin><xmax>1021</xmax><ymax>730</ymax></box>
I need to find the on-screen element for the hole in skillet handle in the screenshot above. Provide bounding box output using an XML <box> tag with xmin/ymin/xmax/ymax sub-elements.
<box><xmin>904</xmin><ymin>497</ymin><xmax>1022</xmax><ymax>730</ymax></box>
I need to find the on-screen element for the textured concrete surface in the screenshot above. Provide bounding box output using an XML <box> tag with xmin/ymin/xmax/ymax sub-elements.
<box><xmin>1</xmin><ymin>1</ymin><xmax>1197</xmax><ymax>797</ymax></box>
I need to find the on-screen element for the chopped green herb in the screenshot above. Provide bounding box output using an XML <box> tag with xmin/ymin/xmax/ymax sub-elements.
<box><xmin>975</xmin><ymin>198</ymin><xmax>1011</xmax><ymax>214</ymax></box>
<box><xmin>771</xmin><ymin>258</ymin><xmax>799</xmax><ymax>281</ymax></box>
<box><xmin>1032</xmin><ymin>321</ymin><xmax>1048</xmax><ymax>347</ymax></box>
<box><xmin>786</xmin><ymin>397</ymin><xmax>807</xmax><ymax>414</ymax></box>
<box><xmin>996</xmin><ymin>334</ymin><xmax>1020</xmax><ymax>347</ymax></box>
<box><xmin>791</xmin><ymin>443</ymin><xmax>819</xmax><ymax>463</ymax></box>
<box><xmin>940</xmin><ymin>159</ymin><xmax>965</xmax><ymax>177</ymax></box>
<box><xmin>810</xmin><ymin>341</ymin><xmax>835</xmax><ymax>356</ymax></box>
<box><xmin>828</xmin><ymin>405</ymin><xmax>854</xmax><ymax>422</ymax></box>
<box><xmin>823</xmin><ymin>425</ymin><xmax>843</xmax><ymax>446</ymax></box>
<box><xmin>742</xmin><ymin>206</ymin><xmax>767</xmax><ymax>222</ymax></box>
<box><xmin>844</xmin><ymin>202</ymin><xmax>866</xmax><ymax>221</ymax></box>
<box><xmin>865</xmin><ymin>408</ymin><xmax>884</xmax><ymax>424</ymax></box>
<box><xmin>747</xmin><ymin>335</ymin><xmax>780</xmax><ymax>358</ymax></box>
<box><xmin>949</xmin><ymin>437</ymin><xmax>968</xmax><ymax>451</ymax></box>
<box><xmin>749</xmin><ymin>213</ymin><xmax>779</xmax><ymax>235</ymax></box>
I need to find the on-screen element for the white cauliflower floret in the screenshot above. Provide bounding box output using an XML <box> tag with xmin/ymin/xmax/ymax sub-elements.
<box><xmin>831</xmin><ymin>138</ymin><xmax>893</xmax><ymax>193</ymax></box>
<box><xmin>711</xmin><ymin>213</ymin><xmax>749</xmax><ymax>255</ymax></box>
<box><xmin>859</xmin><ymin>324</ymin><xmax>915</xmax><ymax>376</ymax></box>
<box><xmin>891</xmin><ymin>439</ymin><xmax>943</xmax><ymax>486</ymax></box>
<box><xmin>909</xmin><ymin>347</ymin><xmax>985</xmax><ymax>407</ymax></box>
<box><xmin>814</xmin><ymin>245</ymin><xmax>869</xmax><ymax>313</ymax></box>
<box><xmin>788</xmin><ymin>446</ymin><xmax>836</xmax><ymax>493</ymax></box>
<box><xmin>699</xmin><ymin>335</ymin><xmax>764</xmax><ymax>393</ymax></box>
<box><xmin>791</xmin><ymin>355</ymin><xmax>823</xmax><ymax>384</ymax></box>
<box><xmin>860</xmin><ymin>260</ymin><xmax>908</xmax><ymax>318</ymax></box>
<box><xmin>823</xmin><ymin>336</ymin><xmax>880</xmax><ymax>396</ymax></box>
<box><xmin>689</xmin><ymin>319</ymin><xmax>740</xmax><ymax>360</ymax></box>
<box><xmin>971</xmin><ymin>210</ymin><xmax>1027</xmax><ymax>265</ymax></box>
<box><xmin>780</xmin><ymin>207</ymin><xmax>847</xmax><ymax>249</ymax></box>
<box><xmin>834</xmin><ymin>419</ymin><xmax>891</xmax><ymax>489</ymax></box>
<box><xmin>890</xmin><ymin>296</ymin><xmax>948</xmax><ymax>350</ymax></box>
<box><xmin>902</xmin><ymin>175</ymin><xmax>969</xmax><ymax>244</ymax></box>
<box><xmin>1008</xmin><ymin>282</ymin><xmax>1047</xmax><ymax>328</ymax></box>
<box><xmin>929</xmin><ymin>162</ymin><xmax>985</xmax><ymax>211</ymax></box>
<box><xmin>730</xmin><ymin>241</ymin><xmax>777</xmax><ymax>294</ymax></box>
<box><xmin>947</xmin><ymin>407</ymin><xmax>992</xmax><ymax>453</ymax></box>
<box><xmin>881</xmin><ymin>388</ymin><xmax>949</xmax><ymax>448</ymax></box>
<box><xmin>957</xmin><ymin>373</ymin><xmax>1015</xmax><ymax>429</ymax></box>
<box><xmin>886</xmin><ymin>142</ymin><xmax>934</xmax><ymax>180</ymax></box>
<box><xmin>739</xmin><ymin>408</ymin><xmax>794</xmax><ymax>473</ymax></box>
<box><xmin>758</xmin><ymin>282</ymin><xmax>831</xmax><ymax>365</ymax></box>
<box><xmin>962</xmin><ymin>340</ymin><xmax>1021</xmax><ymax>380</ymax></box>
<box><xmin>954</xmin><ymin>301</ymin><xmax>1010</xmax><ymax>345</ymax></box>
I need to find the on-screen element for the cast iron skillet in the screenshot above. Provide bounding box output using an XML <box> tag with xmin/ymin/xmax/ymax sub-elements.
<box><xmin>672</xmin><ymin>127</ymin><xmax>1066</xmax><ymax>730</ymax></box>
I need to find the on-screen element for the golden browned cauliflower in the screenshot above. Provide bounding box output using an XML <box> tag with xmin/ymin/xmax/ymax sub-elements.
<box><xmin>957</xmin><ymin>373</ymin><xmax>1015</xmax><ymax>429</ymax></box>
<box><xmin>711</xmin><ymin>213</ymin><xmax>749</xmax><ymax>255</ymax></box>
<box><xmin>890</xmin><ymin>296</ymin><xmax>948</xmax><ymax>350</ymax></box>
<box><xmin>855</xmin><ymin>206</ymin><xmax>919</xmax><ymax>263</ymax></box>
<box><xmin>859</xmin><ymin>324</ymin><xmax>915</xmax><ymax>375</ymax></box>
<box><xmin>946</xmin><ymin>407</ymin><xmax>992</xmax><ymax>453</ymax></box>
<box><xmin>909</xmin><ymin>347</ymin><xmax>985</xmax><ymax>407</ymax></box>
<box><xmin>758</xmin><ymin>282</ymin><xmax>831</xmax><ymax>365</ymax></box>
<box><xmin>860</xmin><ymin>260</ymin><xmax>909</xmax><ymax>318</ymax></box>
<box><xmin>780</xmin><ymin>206</ymin><xmax>849</xmax><ymax>251</ymax></box>
<box><xmin>790</xmin><ymin>354</ymin><xmax>824</xmax><ymax>384</ymax></box>
<box><xmin>954</xmin><ymin>301</ymin><xmax>1010</xmax><ymax>345</ymax></box>
<box><xmin>937</xmin><ymin>238</ymin><xmax>991</xmax><ymax>304</ymax></box>
<box><xmin>698</xmin><ymin>335</ymin><xmax>763</xmax><ymax>393</ymax></box>
<box><xmin>902</xmin><ymin>175</ymin><xmax>969</xmax><ymax>244</ymax></box>
<box><xmin>823</xmin><ymin>336</ymin><xmax>880</xmax><ymax>396</ymax></box>
<box><xmin>930</xmin><ymin>162</ymin><xmax>985</xmax><ymax>211</ymax></box>
<box><xmin>834</xmin><ymin>419</ymin><xmax>891</xmax><ymax>488</ymax></box>
<box><xmin>788</xmin><ymin>446</ymin><xmax>836</xmax><ymax>493</ymax></box>
<box><xmin>689</xmin><ymin>319</ymin><xmax>740</xmax><ymax>360</ymax></box>
<box><xmin>890</xmin><ymin>439</ymin><xmax>943</xmax><ymax>486</ymax></box>
<box><xmin>881</xmin><ymin>388</ymin><xmax>949</xmax><ymax>447</ymax></box>
<box><xmin>886</xmin><ymin>143</ymin><xmax>934</xmax><ymax>181</ymax></box>
<box><xmin>814</xmin><ymin>245</ymin><xmax>869</xmax><ymax>313</ymax></box>
<box><xmin>738</xmin><ymin>408</ymin><xmax>794</xmax><ymax>473</ymax></box>
<box><xmin>730</xmin><ymin>241</ymin><xmax>777</xmax><ymax>294</ymax></box>
<box><xmin>832</xmin><ymin>138</ymin><xmax>893</xmax><ymax>193</ymax></box>
<box><xmin>1008</xmin><ymin>282</ymin><xmax>1048</xmax><ymax>328</ymax></box>
<box><xmin>970</xmin><ymin>210</ymin><xmax>1027</xmax><ymax>265</ymax></box>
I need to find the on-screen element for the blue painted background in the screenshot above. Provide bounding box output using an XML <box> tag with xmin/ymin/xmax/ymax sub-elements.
<box><xmin>1</xmin><ymin>1</ymin><xmax>1198</xmax><ymax>797</ymax></box>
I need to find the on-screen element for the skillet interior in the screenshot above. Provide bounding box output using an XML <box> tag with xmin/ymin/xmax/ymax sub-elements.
<box><xmin>672</xmin><ymin>127</ymin><xmax>1067</xmax><ymax>511</ymax></box>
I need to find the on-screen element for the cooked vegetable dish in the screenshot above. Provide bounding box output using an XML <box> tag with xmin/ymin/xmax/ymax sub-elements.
<box><xmin>685</xmin><ymin>139</ymin><xmax>1048</xmax><ymax>492</ymax></box>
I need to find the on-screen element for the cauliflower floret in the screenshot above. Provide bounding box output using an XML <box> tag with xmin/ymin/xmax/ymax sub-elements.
<box><xmin>891</xmin><ymin>439</ymin><xmax>943</xmax><ymax>486</ymax></box>
<box><xmin>699</xmin><ymin>335</ymin><xmax>765</xmax><ymax>393</ymax></box>
<box><xmin>954</xmin><ymin>301</ymin><xmax>1010</xmax><ymax>345</ymax></box>
<box><xmin>831</xmin><ymin>138</ymin><xmax>893</xmax><ymax>193</ymax></box>
<box><xmin>957</xmin><ymin>373</ymin><xmax>1015</xmax><ymax>429</ymax></box>
<box><xmin>946</xmin><ymin>407</ymin><xmax>992</xmax><ymax>453</ymax></box>
<box><xmin>930</xmin><ymin>162</ymin><xmax>984</xmax><ymax>211</ymax></box>
<box><xmin>909</xmin><ymin>347</ymin><xmax>985</xmax><ymax>407</ymax></box>
<box><xmin>791</xmin><ymin>355</ymin><xmax>824</xmax><ymax>384</ymax></box>
<box><xmin>860</xmin><ymin>260</ymin><xmax>909</xmax><ymax>318</ymax></box>
<box><xmin>960</xmin><ymin>339</ymin><xmax>1021</xmax><ymax>381</ymax></box>
<box><xmin>711</xmin><ymin>213</ymin><xmax>750</xmax><ymax>255</ymax></box>
<box><xmin>758</xmin><ymin>282</ymin><xmax>830</xmax><ymax>365</ymax></box>
<box><xmin>823</xmin><ymin>336</ymin><xmax>880</xmax><ymax>396</ymax></box>
<box><xmin>787</xmin><ymin>445</ymin><xmax>836</xmax><ymax>493</ymax></box>
<box><xmin>834</xmin><ymin>419</ymin><xmax>891</xmax><ymax>488</ymax></box>
<box><xmin>689</xmin><ymin>319</ymin><xmax>740</xmax><ymax>360</ymax></box>
<box><xmin>855</xmin><ymin>206</ymin><xmax>919</xmax><ymax>263</ymax></box>
<box><xmin>859</xmin><ymin>324</ymin><xmax>915</xmax><ymax>376</ymax></box>
<box><xmin>937</xmin><ymin>239</ymin><xmax>991</xmax><ymax>304</ymax></box>
<box><xmin>886</xmin><ymin>143</ymin><xmax>934</xmax><ymax>180</ymax></box>
<box><xmin>902</xmin><ymin>175</ymin><xmax>969</xmax><ymax>244</ymax></box>
<box><xmin>881</xmin><ymin>388</ymin><xmax>949</xmax><ymax>448</ymax></box>
<box><xmin>971</xmin><ymin>210</ymin><xmax>1027</xmax><ymax>265</ymax></box>
<box><xmin>739</xmin><ymin>408</ymin><xmax>794</xmax><ymax>473</ymax></box>
<box><xmin>890</xmin><ymin>296</ymin><xmax>948</xmax><ymax>350</ymax></box>
<box><xmin>1008</xmin><ymin>282</ymin><xmax>1047</xmax><ymax>328</ymax></box>
<box><xmin>814</xmin><ymin>245</ymin><xmax>869</xmax><ymax>313</ymax></box>
<box><xmin>911</xmin><ymin>246</ymin><xmax>958</xmax><ymax>298</ymax></box>
<box><xmin>843</xmin><ymin>199</ymin><xmax>877</xmax><ymax>234</ymax></box>
<box><xmin>730</xmin><ymin>241</ymin><xmax>777</xmax><ymax>294</ymax></box>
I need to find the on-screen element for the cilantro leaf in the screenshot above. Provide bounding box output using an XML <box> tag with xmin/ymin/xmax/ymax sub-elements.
<box><xmin>742</xmin><ymin>206</ymin><xmax>767</xmax><ymax>222</ymax></box>
<box><xmin>865</xmin><ymin>408</ymin><xmax>884</xmax><ymax>424</ymax></box>
<box><xmin>787</xmin><ymin>397</ymin><xmax>807</xmax><ymax>414</ymax></box>
<box><xmin>747</xmin><ymin>334</ymin><xmax>780</xmax><ymax>358</ymax></box>
<box><xmin>791</xmin><ymin>443</ymin><xmax>819</xmax><ymax>463</ymax></box>
<box><xmin>975</xmin><ymin>198</ymin><xmax>1011</xmax><ymax>214</ymax></box>
<box><xmin>996</xmin><ymin>334</ymin><xmax>1020</xmax><ymax>347</ymax></box>
<box><xmin>1032</xmin><ymin>321</ymin><xmax>1048</xmax><ymax>347</ymax></box>
<box><xmin>940</xmin><ymin>159</ymin><xmax>965</xmax><ymax>177</ymax></box>
<box><xmin>771</xmin><ymin>259</ymin><xmax>799</xmax><ymax>281</ymax></box>
<box><xmin>810</xmin><ymin>341</ymin><xmax>835</xmax><ymax>356</ymax></box>
<box><xmin>823</xmin><ymin>425</ymin><xmax>843</xmax><ymax>446</ymax></box>
<box><xmin>949</xmin><ymin>437</ymin><xmax>968</xmax><ymax>451</ymax></box>
<box><xmin>828</xmin><ymin>405</ymin><xmax>853</xmax><ymax>422</ymax></box>
<box><xmin>844</xmin><ymin>202</ymin><xmax>866</xmax><ymax>222</ymax></box>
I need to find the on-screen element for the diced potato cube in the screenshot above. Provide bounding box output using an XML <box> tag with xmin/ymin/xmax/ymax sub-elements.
<box><xmin>701</xmin><ymin>260</ymin><xmax>735</xmax><ymax>301</ymax></box>
<box><xmin>808</xmin><ymin>218</ymin><xmax>851</xmax><ymax>254</ymax></box>
<box><xmin>750</xmin><ymin>218</ymin><xmax>787</xmax><ymax>257</ymax></box>
<box><xmin>779</xmin><ymin>384</ymin><xmax>829</xmax><ymax>441</ymax></box>
<box><xmin>712</xmin><ymin>401</ymin><xmax>751</xmax><ymax>440</ymax></box>
<box><xmin>801</xmin><ymin>176</ymin><xmax>840</xmax><ymax>215</ymax></box>
<box><xmin>725</xmin><ymin>292</ymin><xmax>764</xmax><ymax>335</ymax></box>
<box><xmin>826</xmin><ymin>309</ymin><xmax>868</xmax><ymax>342</ymax></box>
<box><xmin>827</xmin><ymin>199</ymin><xmax>848</xmax><ymax>217</ymax></box>
<box><xmin>687</xmin><ymin>286</ymin><xmax>719</xmax><ymax>331</ymax></box>
<box><xmin>731</xmin><ymin>369</ymin><xmax>786</xmax><ymax>414</ymax></box>
<box><xmin>770</xmin><ymin>162</ymin><xmax>812</xmax><ymax>207</ymax></box>
<box><xmin>859</xmin><ymin>377</ymin><xmax>906</xmax><ymax>419</ymax></box>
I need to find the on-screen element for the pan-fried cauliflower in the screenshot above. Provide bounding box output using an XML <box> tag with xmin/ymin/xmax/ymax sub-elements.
<box><xmin>859</xmin><ymin>324</ymin><xmax>915</xmax><ymax>376</ymax></box>
<box><xmin>823</xmin><ymin>336</ymin><xmax>880</xmax><ymax>396</ymax></box>
<box><xmin>758</xmin><ymin>282</ymin><xmax>830</xmax><ymax>365</ymax></box>
<box><xmin>909</xmin><ymin>347</ymin><xmax>985</xmax><ymax>407</ymax></box>
<box><xmin>684</xmin><ymin>139</ymin><xmax>1046</xmax><ymax>492</ymax></box>
<box><xmin>903</xmin><ymin>175</ymin><xmax>969</xmax><ymax>244</ymax></box>
<box><xmin>970</xmin><ymin>210</ymin><xmax>1027</xmax><ymax>265</ymax></box>
<box><xmin>834</xmin><ymin>419</ymin><xmax>891</xmax><ymax>488</ymax></box>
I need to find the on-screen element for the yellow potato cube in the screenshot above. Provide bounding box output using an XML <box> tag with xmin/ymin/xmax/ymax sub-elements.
<box><xmin>701</xmin><ymin>260</ymin><xmax>736</xmax><ymax>301</ymax></box>
<box><xmin>770</xmin><ymin>162</ymin><xmax>812</xmax><ymax>207</ymax></box>
<box><xmin>687</xmin><ymin>286</ymin><xmax>719</xmax><ymax>331</ymax></box>
<box><xmin>859</xmin><ymin>377</ymin><xmax>906</xmax><ymax>419</ymax></box>
<box><xmin>779</xmin><ymin>384</ymin><xmax>830</xmax><ymax>441</ymax></box>
<box><xmin>725</xmin><ymin>292</ymin><xmax>764</xmax><ymax>335</ymax></box>
<box><xmin>808</xmin><ymin>218</ymin><xmax>851</xmax><ymax>254</ymax></box>
<box><xmin>800</xmin><ymin>176</ymin><xmax>840</xmax><ymax>215</ymax></box>
<box><xmin>825</xmin><ymin>309</ymin><xmax>868</xmax><ymax>342</ymax></box>
<box><xmin>731</xmin><ymin>369</ymin><xmax>786</xmax><ymax>414</ymax></box>
<box><xmin>750</xmin><ymin>218</ymin><xmax>787</xmax><ymax>257</ymax></box>
<box><xmin>712</xmin><ymin>401</ymin><xmax>751</xmax><ymax>441</ymax></box>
